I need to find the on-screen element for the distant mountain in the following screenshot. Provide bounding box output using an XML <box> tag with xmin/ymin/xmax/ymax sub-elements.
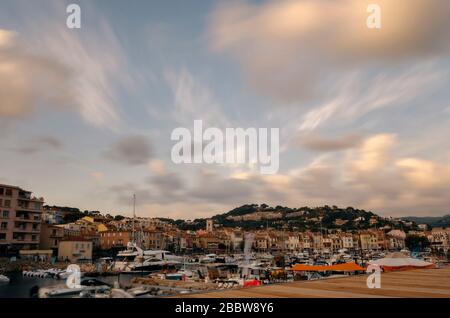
<box><xmin>402</xmin><ymin>215</ymin><xmax>450</xmax><ymax>228</ymax></box>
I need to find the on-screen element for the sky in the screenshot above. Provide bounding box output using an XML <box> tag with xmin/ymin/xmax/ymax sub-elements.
<box><xmin>1</xmin><ymin>0</ymin><xmax>450</xmax><ymax>219</ymax></box>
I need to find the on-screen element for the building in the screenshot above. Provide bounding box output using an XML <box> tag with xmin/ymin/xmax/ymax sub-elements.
<box><xmin>0</xmin><ymin>184</ymin><xmax>44</xmax><ymax>255</ymax></box>
<box><xmin>41</xmin><ymin>208</ymin><xmax>64</xmax><ymax>224</ymax></box>
<box><xmin>206</xmin><ymin>219</ymin><xmax>214</xmax><ymax>232</ymax></box>
<box><xmin>99</xmin><ymin>230</ymin><xmax>132</xmax><ymax>249</ymax></box>
<box><xmin>386</xmin><ymin>230</ymin><xmax>406</xmax><ymax>250</ymax></box>
<box><xmin>144</xmin><ymin>229</ymin><xmax>165</xmax><ymax>250</ymax></box>
<box><xmin>39</xmin><ymin>223</ymin><xmax>64</xmax><ymax>255</ymax></box>
<box><xmin>341</xmin><ymin>234</ymin><xmax>354</xmax><ymax>249</ymax></box>
<box><xmin>359</xmin><ymin>231</ymin><xmax>379</xmax><ymax>250</ymax></box>
<box><xmin>430</xmin><ymin>227</ymin><xmax>450</xmax><ymax>254</ymax></box>
<box><xmin>58</xmin><ymin>239</ymin><xmax>93</xmax><ymax>262</ymax></box>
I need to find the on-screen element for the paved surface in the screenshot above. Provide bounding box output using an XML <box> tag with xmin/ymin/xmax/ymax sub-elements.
<box><xmin>177</xmin><ymin>267</ymin><xmax>450</xmax><ymax>298</ymax></box>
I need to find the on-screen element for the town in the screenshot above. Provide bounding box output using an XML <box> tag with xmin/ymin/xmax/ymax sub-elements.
<box><xmin>1</xmin><ymin>183</ymin><xmax>449</xmax><ymax>298</ymax></box>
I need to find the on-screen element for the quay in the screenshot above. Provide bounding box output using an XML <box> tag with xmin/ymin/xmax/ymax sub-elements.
<box><xmin>176</xmin><ymin>267</ymin><xmax>450</xmax><ymax>298</ymax></box>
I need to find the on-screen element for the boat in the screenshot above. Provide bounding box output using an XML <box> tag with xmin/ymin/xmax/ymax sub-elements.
<box><xmin>38</xmin><ymin>278</ymin><xmax>111</xmax><ymax>298</ymax></box>
<box><xmin>0</xmin><ymin>274</ymin><xmax>9</xmax><ymax>283</ymax></box>
<box><xmin>200</xmin><ymin>254</ymin><xmax>218</xmax><ymax>263</ymax></box>
<box><xmin>114</xmin><ymin>243</ymin><xmax>182</xmax><ymax>272</ymax></box>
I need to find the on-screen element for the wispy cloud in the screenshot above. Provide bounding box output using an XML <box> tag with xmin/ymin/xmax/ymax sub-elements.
<box><xmin>0</xmin><ymin>1</ymin><xmax>136</xmax><ymax>129</ymax></box>
<box><xmin>299</xmin><ymin>63</ymin><xmax>446</xmax><ymax>131</ymax></box>
<box><xmin>165</xmin><ymin>68</ymin><xmax>229</xmax><ymax>128</ymax></box>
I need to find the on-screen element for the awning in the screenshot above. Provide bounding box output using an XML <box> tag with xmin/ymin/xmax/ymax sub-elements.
<box><xmin>291</xmin><ymin>262</ymin><xmax>365</xmax><ymax>272</ymax></box>
<box><xmin>368</xmin><ymin>252</ymin><xmax>435</xmax><ymax>271</ymax></box>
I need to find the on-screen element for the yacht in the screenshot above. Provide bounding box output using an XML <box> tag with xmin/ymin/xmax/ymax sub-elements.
<box><xmin>114</xmin><ymin>243</ymin><xmax>182</xmax><ymax>272</ymax></box>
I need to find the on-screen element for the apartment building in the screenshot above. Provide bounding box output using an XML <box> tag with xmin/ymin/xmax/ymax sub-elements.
<box><xmin>430</xmin><ymin>227</ymin><xmax>450</xmax><ymax>253</ymax></box>
<box><xmin>0</xmin><ymin>184</ymin><xmax>44</xmax><ymax>254</ymax></box>
<box><xmin>341</xmin><ymin>235</ymin><xmax>355</xmax><ymax>249</ymax></box>
<box><xmin>359</xmin><ymin>231</ymin><xmax>379</xmax><ymax>250</ymax></box>
<box><xmin>99</xmin><ymin>230</ymin><xmax>132</xmax><ymax>249</ymax></box>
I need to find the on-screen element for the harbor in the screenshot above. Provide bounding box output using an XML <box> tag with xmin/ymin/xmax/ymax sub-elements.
<box><xmin>177</xmin><ymin>267</ymin><xmax>450</xmax><ymax>298</ymax></box>
<box><xmin>1</xmin><ymin>244</ymin><xmax>446</xmax><ymax>298</ymax></box>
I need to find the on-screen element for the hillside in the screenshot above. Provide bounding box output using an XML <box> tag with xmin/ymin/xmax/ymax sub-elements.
<box><xmin>402</xmin><ymin>215</ymin><xmax>450</xmax><ymax>228</ymax></box>
<box><xmin>176</xmin><ymin>204</ymin><xmax>413</xmax><ymax>232</ymax></box>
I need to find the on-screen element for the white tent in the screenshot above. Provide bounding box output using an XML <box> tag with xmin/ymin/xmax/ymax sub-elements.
<box><xmin>368</xmin><ymin>252</ymin><xmax>434</xmax><ymax>271</ymax></box>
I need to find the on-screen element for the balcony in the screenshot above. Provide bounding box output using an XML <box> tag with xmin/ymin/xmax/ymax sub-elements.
<box><xmin>14</xmin><ymin>228</ymin><xmax>40</xmax><ymax>234</ymax></box>
<box><xmin>15</xmin><ymin>215</ymin><xmax>41</xmax><ymax>223</ymax></box>
<box><xmin>17</xmin><ymin>206</ymin><xmax>42</xmax><ymax>212</ymax></box>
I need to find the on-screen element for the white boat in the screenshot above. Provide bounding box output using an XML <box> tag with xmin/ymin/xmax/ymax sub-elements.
<box><xmin>114</xmin><ymin>243</ymin><xmax>182</xmax><ymax>272</ymax></box>
<box><xmin>0</xmin><ymin>274</ymin><xmax>9</xmax><ymax>283</ymax></box>
<box><xmin>200</xmin><ymin>254</ymin><xmax>218</xmax><ymax>263</ymax></box>
<box><xmin>38</xmin><ymin>278</ymin><xmax>111</xmax><ymax>298</ymax></box>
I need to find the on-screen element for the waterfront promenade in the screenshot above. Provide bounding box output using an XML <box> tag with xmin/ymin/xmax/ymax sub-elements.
<box><xmin>177</xmin><ymin>268</ymin><xmax>450</xmax><ymax>298</ymax></box>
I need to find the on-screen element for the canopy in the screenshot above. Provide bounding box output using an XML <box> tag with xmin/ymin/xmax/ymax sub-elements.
<box><xmin>291</xmin><ymin>262</ymin><xmax>364</xmax><ymax>272</ymax></box>
<box><xmin>368</xmin><ymin>252</ymin><xmax>434</xmax><ymax>272</ymax></box>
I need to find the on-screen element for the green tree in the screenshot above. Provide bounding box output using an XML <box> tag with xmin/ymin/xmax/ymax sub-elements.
<box><xmin>405</xmin><ymin>235</ymin><xmax>430</xmax><ymax>251</ymax></box>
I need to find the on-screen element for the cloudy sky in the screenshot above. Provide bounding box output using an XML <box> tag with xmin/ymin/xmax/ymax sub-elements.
<box><xmin>1</xmin><ymin>0</ymin><xmax>450</xmax><ymax>219</ymax></box>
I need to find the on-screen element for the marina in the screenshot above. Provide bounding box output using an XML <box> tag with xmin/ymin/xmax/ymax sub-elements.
<box><xmin>176</xmin><ymin>267</ymin><xmax>450</xmax><ymax>298</ymax></box>
<box><xmin>0</xmin><ymin>246</ymin><xmax>446</xmax><ymax>298</ymax></box>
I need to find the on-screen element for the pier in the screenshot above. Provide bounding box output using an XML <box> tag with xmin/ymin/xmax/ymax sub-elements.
<box><xmin>176</xmin><ymin>267</ymin><xmax>450</xmax><ymax>298</ymax></box>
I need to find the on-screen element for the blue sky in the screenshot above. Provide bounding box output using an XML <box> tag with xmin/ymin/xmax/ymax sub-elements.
<box><xmin>1</xmin><ymin>0</ymin><xmax>450</xmax><ymax>219</ymax></box>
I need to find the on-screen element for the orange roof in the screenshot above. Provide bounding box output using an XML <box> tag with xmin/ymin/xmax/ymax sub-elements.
<box><xmin>291</xmin><ymin>262</ymin><xmax>364</xmax><ymax>272</ymax></box>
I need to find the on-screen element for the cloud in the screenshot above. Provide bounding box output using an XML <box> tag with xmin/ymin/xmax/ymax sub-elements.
<box><xmin>90</xmin><ymin>171</ymin><xmax>104</xmax><ymax>182</ymax></box>
<box><xmin>0</xmin><ymin>29</ymin><xmax>73</xmax><ymax>119</ymax></box>
<box><xmin>349</xmin><ymin>134</ymin><xmax>396</xmax><ymax>173</ymax></box>
<box><xmin>187</xmin><ymin>169</ymin><xmax>254</xmax><ymax>204</ymax></box>
<box><xmin>165</xmin><ymin>69</ymin><xmax>229</xmax><ymax>127</ymax></box>
<box><xmin>11</xmin><ymin>136</ymin><xmax>64</xmax><ymax>154</ymax></box>
<box><xmin>0</xmin><ymin>1</ymin><xmax>136</xmax><ymax>129</ymax></box>
<box><xmin>209</xmin><ymin>0</ymin><xmax>450</xmax><ymax>101</ymax></box>
<box><xmin>148</xmin><ymin>160</ymin><xmax>167</xmax><ymax>176</ymax></box>
<box><xmin>104</xmin><ymin>135</ymin><xmax>153</xmax><ymax>166</ymax></box>
<box><xmin>298</xmin><ymin>63</ymin><xmax>445</xmax><ymax>131</ymax></box>
<box><xmin>297</xmin><ymin>133</ymin><xmax>363</xmax><ymax>152</ymax></box>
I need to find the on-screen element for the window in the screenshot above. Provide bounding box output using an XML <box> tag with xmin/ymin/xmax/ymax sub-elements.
<box><xmin>0</xmin><ymin>233</ymin><xmax>5</xmax><ymax>240</ymax></box>
<box><xmin>5</xmin><ymin>189</ymin><xmax>12</xmax><ymax>196</ymax></box>
<box><xmin>4</xmin><ymin>200</ymin><xmax>10</xmax><ymax>208</ymax></box>
<box><xmin>2</xmin><ymin>211</ymin><xmax>8</xmax><ymax>218</ymax></box>
<box><xmin>31</xmin><ymin>235</ymin><xmax>37</xmax><ymax>241</ymax></box>
<box><xmin>0</xmin><ymin>222</ymin><xmax>7</xmax><ymax>230</ymax></box>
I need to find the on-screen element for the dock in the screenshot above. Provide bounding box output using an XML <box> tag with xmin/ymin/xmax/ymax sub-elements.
<box><xmin>177</xmin><ymin>268</ymin><xmax>450</xmax><ymax>298</ymax></box>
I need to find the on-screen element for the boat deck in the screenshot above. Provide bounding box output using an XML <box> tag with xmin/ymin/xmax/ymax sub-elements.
<box><xmin>176</xmin><ymin>267</ymin><xmax>450</xmax><ymax>298</ymax></box>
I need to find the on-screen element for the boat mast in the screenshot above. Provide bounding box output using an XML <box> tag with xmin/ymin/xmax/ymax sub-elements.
<box><xmin>132</xmin><ymin>193</ymin><xmax>136</xmax><ymax>245</ymax></box>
